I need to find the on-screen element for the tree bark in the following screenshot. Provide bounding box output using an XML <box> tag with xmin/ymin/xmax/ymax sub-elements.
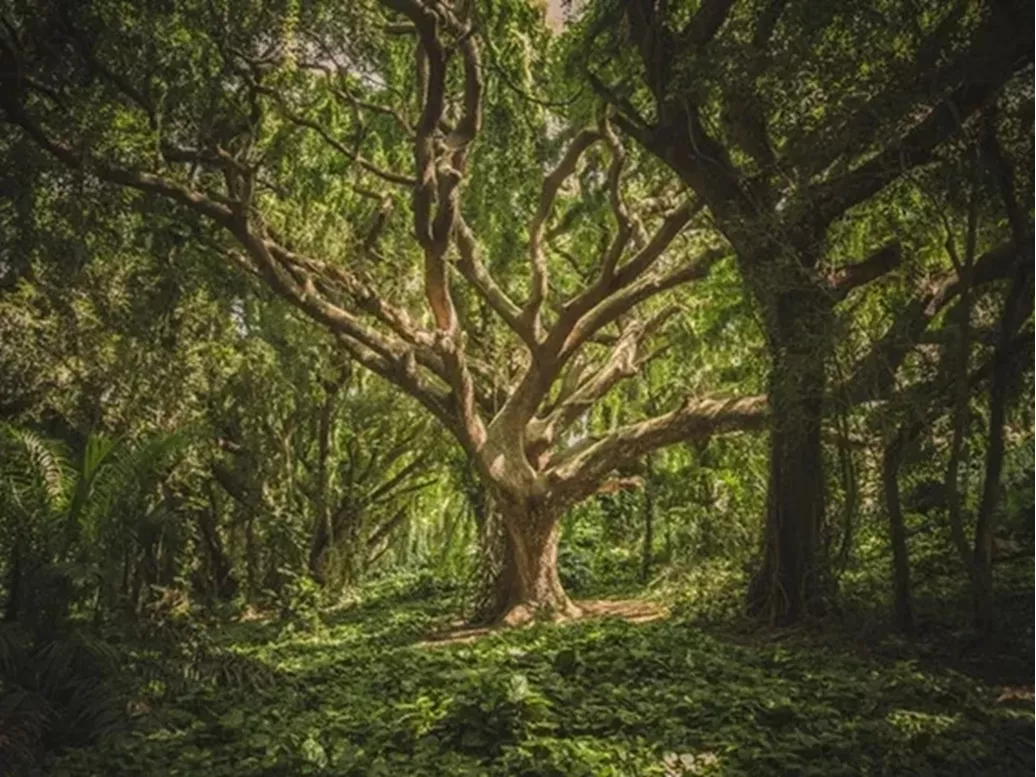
<box><xmin>882</xmin><ymin>430</ymin><xmax>915</xmax><ymax>634</ymax></box>
<box><xmin>3</xmin><ymin>535</ymin><xmax>21</xmax><ymax>622</ymax></box>
<box><xmin>747</xmin><ymin>289</ymin><xmax>833</xmax><ymax>625</ymax></box>
<box><xmin>495</xmin><ymin>503</ymin><xmax>579</xmax><ymax>626</ymax></box>
<box><xmin>971</xmin><ymin>120</ymin><xmax>1033</xmax><ymax>635</ymax></box>
<box><xmin>640</xmin><ymin>454</ymin><xmax>655</xmax><ymax>583</ymax></box>
<box><xmin>308</xmin><ymin>517</ymin><xmax>332</xmax><ymax>584</ymax></box>
<box><xmin>197</xmin><ymin>484</ymin><xmax>237</xmax><ymax>600</ymax></box>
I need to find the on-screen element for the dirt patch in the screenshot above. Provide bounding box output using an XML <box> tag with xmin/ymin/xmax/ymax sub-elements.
<box><xmin>418</xmin><ymin>598</ymin><xmax>669</xmax><ymax>647</ymax></box>
<box><xmin>995</xmin><ymin>685</ymin><xmax>1034</xmax><ymax>705</ymax></box>
<box><xmin>577</xmin><ymin>598</ymin><xmax>669</xmax><ymax>623</ymax></box>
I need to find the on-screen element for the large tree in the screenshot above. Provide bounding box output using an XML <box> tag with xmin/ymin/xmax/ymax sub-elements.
<box><xmin>0</xmin><ymin>0</ymin><xmax>774</xmax><ymax>623</ymax></box>
<box><xmin>573</xmin><ymin>0</ymin><xmax>1032</xmax><ymax>622</ymax></box>
<box><xmin>1</xmin><ymin>0</ymin><xmax>1028</xmax><ymax>626</ymax></box>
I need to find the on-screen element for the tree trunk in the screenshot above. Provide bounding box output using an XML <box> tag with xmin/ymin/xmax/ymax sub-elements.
<box><xmin>747</xmin><ymin>289</ymin><xmax>833</xmax><ymax>625</ymax></box>
<box><xmin>3</xmin><ymin>536</ymin><xmax>21</xmax><ymax>622</ymax></box>
<box><xmin>462</xmin><ymin>463</ymin><xmax>508</xmax><ymax>624</ymax></box>
<box><xmin>971</xmin><ymin>120</ymin><xmax>1033</xmax><ymax>636</ymax></box>
<box><xmin>243</xmin><ymin>513</ymin><xmax>258</xmax><ymax>602</ymax></box>
<box><xmin>308</xmin><ymin>517</ymin><xmax>331</xmax><ymax>584</ymax></box>
<box><xmin>640</xmin><ymin>455</ymin><xmax>655</xmax><ymax>583</ymax></box>
<box><xmin>495</xmin><ymin>504</ymin><xmax>578</xmax><ymax>626</ymax></box>
<box><xmin>195</xmin><ymin>491</ymin><xmax>238</xmax><ymax>600</ymax></box>
<box><xmin>882</xmin><ymin>430</ymin><xmax>915</xmax><ymax>634</ymax></box>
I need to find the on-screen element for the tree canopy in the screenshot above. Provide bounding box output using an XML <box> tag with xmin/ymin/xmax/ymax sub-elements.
<box><xmin>0</xmin><ymin>1</ymin><xmax>1032</xmax><ymax>774</ymax></box>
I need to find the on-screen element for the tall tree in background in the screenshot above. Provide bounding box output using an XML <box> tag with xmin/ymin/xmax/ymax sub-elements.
<box><xmin>574</xmin><ymin>0</ymin><xmax>1031</xmax><ymax>622</ymax></box>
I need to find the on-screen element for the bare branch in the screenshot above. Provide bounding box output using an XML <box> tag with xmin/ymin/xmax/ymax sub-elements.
<box><xmin>524</xmin><ymin>128</ymin><xmax>602</xmax><ymax>334</ymax></box>
<box><xmin>1</xmin><ymin>99</ymin><xmax>235</xmax><ymax>224</ymax></box>
<box><xmin>548</xmin><ymin>394</ymin><xmax>769</xmax><ymax>502</ymax></box>
<box><xmin>528</xmin><ymin>305</ymin><xmax>679</xmax><ymax>454</ymax></box>
<box><xmin>454</xmin><ymin>215</ymin><xmax>529</xmax><ymax>340</ymax></box>
<box><xmin>598</xmin><ymin>114</ymin><xmax>632</xmax><ymax>280</ymax></box>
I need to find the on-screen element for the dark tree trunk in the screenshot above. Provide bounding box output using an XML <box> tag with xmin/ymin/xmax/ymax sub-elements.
<box><xmin>3</xmin><ymin>537</ymin><xmax>21</xmax><ymax>621</ymax></box>
<box><xmin>882</xmin><ymin>431</ymin><xmax>915</xmax><ymax>634</ymax></box>
<box><xmin>495</xmin><ymin>504</ymin><xmax>578</xmax><ymax>626</ymax></box>
<box><xmin>243</xmin><ymin>513</ymin><xmax>258</xmax><ymax>602</ymax></box>
<box><xmin>195</xmin><ymin>491</ymin><xmax>238</xmax><ymax>600</ymax></box>
<box><xmin>308</xmin><ymin>517</ymin><xmax>331</xmax><ymax>584</ymax></box>
<box><xmin>747</xmin><ymin>288</ymin><xmax>833</xmax><ymax>625</ymax></box>
<box><xmin>971</xmin><ymin>119</ymin><xmax>1033</xmax><ymax>635</ymax></box>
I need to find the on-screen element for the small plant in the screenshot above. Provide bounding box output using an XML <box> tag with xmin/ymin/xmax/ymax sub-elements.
<box><xmin>438</xmin><ymin>672</ymin><xmax>556</xmax><ymax>758</ymax></box>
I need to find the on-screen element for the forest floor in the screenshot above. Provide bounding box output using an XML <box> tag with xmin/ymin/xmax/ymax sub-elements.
<box><xmin>43</xmin><ymin>580</ymin><xmax>1034</xmax><ymax>777</ymax></box>
<box><xmin>421</xmin><ymin>598</ymin><xmax>669</xmax><ymax>645</ymax></box>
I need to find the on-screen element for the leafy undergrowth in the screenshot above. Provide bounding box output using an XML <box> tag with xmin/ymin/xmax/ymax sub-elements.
<box><xmin>40</xmin><ymin>587</ymin><xmax>1033</xmax><ymax>777</ymax></box>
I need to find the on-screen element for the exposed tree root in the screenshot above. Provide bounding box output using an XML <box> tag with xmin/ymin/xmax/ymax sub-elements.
<box><xmin>419</xmin><ymin>598</ymin><xmax>668</xmax><ymax>647</ymax></box>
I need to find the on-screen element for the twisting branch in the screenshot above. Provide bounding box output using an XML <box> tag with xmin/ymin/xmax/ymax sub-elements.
<box><xmin>527</xmin><ymin>305</ymin><xmax>679</xmax><ymax>456</ymax></box>
<box><xmin>841</xmin><ymin>242</ymin><xmax>1019</xmax><ymax>404</ymax></box>
<box><xmin>598</xmin><ymin>114</ymin><xmax>632</xmax><ymax>280</ymax></box>
<box><xmin>454</xmin><ymin>215</ymin><xmax>529</xmax><ymax>341</ymax></box>
<box><xmin>803</xmin><ymin>17</ymin><xmax>1028</xmax><ymax>234</ymax></box>
<box><xmin>547</xmin><ymin>394</ymin><xmax>770</xmax><ymax>503</ymax></box>
<box><xmin>379</xmin><ymin>0</ymin><xmax>488</xmax><ymax>450</ymax></box>
<box><xmin>523</xmin><ymin>129</ymin><xmax>602</xmax><ymax>334</ymax></box>
<box><xmin>552</xmin><ymin>207</ymin><xmax>714</xmax><ymax>360</ymax></box>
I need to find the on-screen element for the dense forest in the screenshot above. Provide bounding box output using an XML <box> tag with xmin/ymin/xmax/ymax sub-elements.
<box><xmin>0</xmin><ymin>0</ymin><xmax>1032</xmax><ymax>774</ymax></box>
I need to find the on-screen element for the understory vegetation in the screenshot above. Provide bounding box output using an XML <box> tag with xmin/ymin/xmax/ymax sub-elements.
<box><xmin>0</xmin><ymin>0</ymin><xmax>1033</xmax><ymax>774</ymax></box>
<box><xmin>17</xmin><ymin>564</ymin><xmax>1034</xmax><ymax>777</ymax></box>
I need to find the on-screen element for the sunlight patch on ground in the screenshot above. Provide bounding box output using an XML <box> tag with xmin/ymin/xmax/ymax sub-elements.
<box><xmin>419</xmin><ymin>597</ymin><xmax>670</xmax><ymax>646</ymax></box>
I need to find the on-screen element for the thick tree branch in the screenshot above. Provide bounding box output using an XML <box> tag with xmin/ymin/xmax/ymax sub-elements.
<box><xmin>547</xmin><ymin>394</ymin><xmax>769</xmax><ymax>502</ymax></box>
<box><xmin>827</xmin><ymin>242</ymin><xmax>902</xmax><ymax>300</ymax></box>
<box><xmin>454</xmin><ymin>215</ymin><xmax>529</xmax><ymax>341</ymax></box>
<box><xmin>840</xmin><ymin>242</ymin><xmax>1019</xmax><ymax>404</ymax></box>
<box><xmin>528</xmin><ymin>306</ymin><xmax>678</xmax><ymax>456</ymax></box>
<box><xmin>803</xmin><ymin>19</ymin><xmax>1029</xmax><ymax>233</ymax></box>
<box><xmin>681</xmin><ymin>0</ymin><xmax>736</xmax><ymax>47</ymax></box>
<box><xmin>558</xmin><ymin>244</ymin><xmax>725</xmax><ymax>362</ymax></box>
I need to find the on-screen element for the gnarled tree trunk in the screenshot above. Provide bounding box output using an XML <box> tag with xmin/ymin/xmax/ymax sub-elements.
<box><xmin>495</xmin><ymin>503</ymin><xmax>579</xmax><ymax>626</ymax></box>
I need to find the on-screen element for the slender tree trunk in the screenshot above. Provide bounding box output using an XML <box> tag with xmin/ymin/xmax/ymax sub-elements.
<box><xmin>244</xmin><ymin>513</ymin><xmax>258</xmax><ymax>602</ymax></box>
<box><xmin>944</xmin><ymin>161</ymin><xmax>979</xmax><ymax>569</ymax></box>
<box><xmin>692</xmin><ymin>438</ymin><xmax>714</xmax><ymax>556</ymax></box>
<box><xmin>495</xmin><ymin>503</ymin><xmax>578</xmax><ymax>626</ymax></box>
<box><xmin>747</xmin><ymin>289</ymin><xmax>833</xmax><ymax>625</ymax></box>
<box><xmin>882</xmin><ymin>430</ymin><xmax>915</xmax><ymax>633</ymax></box>
<box><xmin>196</xmin><ymin>486</ymin><xmax>237</xmax><ymax>600</ymax></box>
<box><xmin>308</xmin><ymin>383</ymin><xmax>337</xmax><ymax>585</ymax></box>
<box><xmin>971</xmin><ymin>124</ymin><xmax>1032</xmax><ymax>636</ymax></box>
<box><xmin>308</xmin><ymin>518</ymin><xmax>330</xmax><ymax>584</ymax></box>
<box><xmin>3</xmin><ymin>535</ymin><xmax>21</xmax><ymax>622</ymax></box>
<box><xmin>640</xmin><ymin>455</ymin><xmax>655</xmax><ymax>583</ymax></box>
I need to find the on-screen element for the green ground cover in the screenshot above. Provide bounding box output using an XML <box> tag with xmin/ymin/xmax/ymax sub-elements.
<box><xmin>41</xmin><ymin>578</ymin><xmax>1033</xmax><ymax>777</ymax></box>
